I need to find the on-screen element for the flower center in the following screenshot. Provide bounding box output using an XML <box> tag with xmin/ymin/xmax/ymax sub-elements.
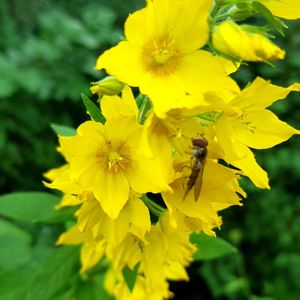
<box><xmin>97</xmin><ymin>140</ymin><xmax>132</xmax><ymax>174</ymax></box>
<box><xmin>108</xmin><ymin>150</ymin><xmax>123</xmax><ymax>165</ymax></box>
<box><xmin>141</xmin><ymin>35</ymin><xmax>182</xmax><ymax>76</ymax></box>
<box><xmin>154</xmin><ymin>49</ymin><xmax>172</xmax><ymax>64</ymax></box>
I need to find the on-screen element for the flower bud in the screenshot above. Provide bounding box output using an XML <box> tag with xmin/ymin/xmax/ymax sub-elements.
<box><xmin>212</xmin><ymin>20</ymin><xmax>285</xmax><ymax>62</ymax></box>
<box><xmin>90</xmin><ymin>76</ymin><xmax>124</xmax><ymax>96</ymax></box>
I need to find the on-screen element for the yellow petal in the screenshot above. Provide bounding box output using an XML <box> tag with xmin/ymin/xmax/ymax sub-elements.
<box><xmin>69</xmin><ymin>153</ymin><xmax>99</xmax><ymax>186</ymax></box>
<box><xmin>55</xmin><ymin>194</ymin><xmax>82</xmax><ymax>209</ymax></box>
<box><xmin>142</xmin><ymin>227</ymin><xmax>166</xmax><ymax>287</ymax></box>
<box><xmin>126</xmin><ymin>159</ymin><xmax>172</xmax><ymax>194</ymax></box>
<box><xmin>162</xmin><ymin>183</ymin><xmax>220</xmax><ymax>225</ymax></box>
<box><xmin>44</xmin><ymin>166</ymin><xmax>84</xmax><ymax>195</ymax></box>
<box><xmin>216</xmin><ymin>56</ymin><xmax>241</xmax><ymax>75</ymax></box>
<box><xmin>141</xmin><ymin>0</ymin><xmax>211</xmax><ymax>52</ymax></box>
<box><xmin>202</xmin><ymin>160</ymin><xmax>238</xmax><ymax>191</ymax></box>
<box><xmin>43</xmin><ymin>165</ymin><xmax>67</xmax><ymax>181</ymax></box>
<box><xmin>142</xmin><ymin>75</ymin><xmax>186</xmax><ymax>118</ymax></box>
<box><xmin>96</xmin><ymin>41</ymin><xmax>145</xmax><ymax>87</ymax></box>
<box><xmin>105</xmin><ymin>116</ymin><xmax>140</xmax><ymax>141</ymax></box>
<box><xmin>109</xmin><ymin>234</ymin><xmax>142</xmax><ymax>271</ymax></box>
<box><xmin>232</xmin><ymin>143</ymin><xmax>270</xmax><ymax>189</ymax></box>
<box><xmin>125</xmin><ymin>7</ymin><xmax>150</xmax><ymax>46</ymax></box>
<box><xmin>260</xmin><ymin>0</ymin><xmax>300</xmax><ymax>20</ymax></box>
<box><xmin>101</xmin><ymin>86</ymin><xmax>138</xmax><ymax>120</ymax></box>
<box><xmin>235</xmin><ymin>109</ymin><xmax>299</xmax><ymax>149</ymax></box>
<box><xmin>175</xmin><ymin>50</ymin><xmax>240</xmax><ymax>99</ymax></box>
<box><xmin>56</xmin><ymin>225</ymin><xmax>91</xmax><ymax>245</ymax></box>
<box><xmin>216</xmin><ymin>117</ymin><xmax>244</xmax><ymax>161</ymax></box>
<box><xmin>77</xmin><ymin>199</ymin><xmax>130</xmax><ymax>247</ymax></box>
<box><xmin>94</xmin><ymin>172</ymin><xmax>130</xmax><ymax>219</ymax></box>
<box><xmin>164</xmin><ymin>261</ymin><xmax>189</xmax><ymax>281</ymax></box>
<box><xmin>80</xmin><ymin>241</ymin><xmax>106</xmax><ymax>274</ymax></box>
<box><xmin>127</xmin><ymin>197</ymin><xmax>151</xmax><ymax>232</ymax></box>
<box><xmin>156</xmin><ymin>0</ymin><xmax>212</xmax><ymax>53</ymax></box>
<box><xmin>230</xmin><ymin>77</ymin><xmax>300</xmax><ymax>110</ymax></box>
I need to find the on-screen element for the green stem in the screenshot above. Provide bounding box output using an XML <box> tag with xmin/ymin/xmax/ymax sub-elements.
<box><xmin>141</xmin><ymin>195</ymin><xmax>166</xmax><ymax>217</ymax></box>
<box><xmin>138</xmin><ymin>95</ymin><xmax>152</xmax><ymax>124</ymax></box>
<box><xmin>197</xmin><ymin>111</ymin><xmax>223</xmax><ymax>123</ymax></box>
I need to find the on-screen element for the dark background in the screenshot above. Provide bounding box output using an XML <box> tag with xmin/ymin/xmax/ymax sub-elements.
<box><xmin>1</xmin><ymin>1</ymin><xmax>300</xmax><ymax>299</ymax></box>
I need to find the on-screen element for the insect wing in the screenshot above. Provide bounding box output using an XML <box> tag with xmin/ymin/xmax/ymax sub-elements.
<box><xmin>193</xmin><ymin>159</ymin><xmax>205</xmax><ymax>201</ymax></box>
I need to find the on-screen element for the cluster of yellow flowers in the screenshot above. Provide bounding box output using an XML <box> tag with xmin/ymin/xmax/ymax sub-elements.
<box><xmin>45</xmin><ymin>0</ymin><xmax>300</xmax><ymax>299</ymax></box>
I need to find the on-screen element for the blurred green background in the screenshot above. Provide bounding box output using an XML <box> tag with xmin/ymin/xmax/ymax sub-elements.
<box><xmin>1</xmin><ymin>0</ymin><xmax>300</xmax><ymax>299</ymax></box>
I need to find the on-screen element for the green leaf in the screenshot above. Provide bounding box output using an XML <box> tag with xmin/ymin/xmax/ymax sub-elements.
<box><xmin>81</xmin><ymin>93</ymin><xmax>106</xmax><ymax>123</ymax></box>
<box><xmin>49</xmin><ymin>288</ymin><xmax>76</xmax><ymax>300</ymax></box>
<box><xmin>93</xmin><ymin>274</ymin><xmax>114</xmax><ymax>300</ymax></box>
<box><xmin>0</xmin><ymin>244</ymin><xmax>79</xmax><ymax>300</ymax></box>
<box><xmin>191</xmin><ymin>232</ymin><xmax>237</xmax><ymax>261</ymax></box>
<box><xmin>252</xmin><ymin>1</ymin><xmax>286</xmax><ymax>36</ymax></box>
<box><xmin>138</xmin><ymin>95</ymin><xmax>152</xmax><ymax>124</ymax></box>
<box><xmin>76</xmin><ymin>275</ymin><xmax>113</xmax><ymax>300</ymax></box>
<box><xmin>136</xmin><ymin>93</ymin><xmax>147</xmax><ymax>109</ymax></box>
<box><xmin>0</xmin><ymin>219</ymin><xmax>32</xmax><ymax>271</ymax></box>
<box><xmin>76</xmin><ymin>281</ymin><xmax>96</xmax><ymax>300</ymax></box>
<box><xmin>50</xmin><ymin>123</ymin><xmax>76</xmax><ymax>136</ymax></box>
<box><xmin>25</xmin><ymin>246</ymin><xmax>80</xmax><ymax>300</ymax></box>
<box><xmin>0</xmin><ymin>192</ymin><xmax>76</xmax><ymax>224</ymax></box>
<box><xmin>0</xmin><ymin>265</ymin><xmax>37</xmax><ymax>300</ymax></box>
<box><xmin>122</xmin><ymin>263</ymin><xmax>139</xmax><ymax>292</ymax></box>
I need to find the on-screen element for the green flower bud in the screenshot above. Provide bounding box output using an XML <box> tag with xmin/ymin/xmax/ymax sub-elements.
<box><xmin>90</xmin><ymin>76</ymin><xmax>124</xmax><ymax>96</ymax></box>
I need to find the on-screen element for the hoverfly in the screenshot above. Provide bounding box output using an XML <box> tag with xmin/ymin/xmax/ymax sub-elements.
<box><xmin>183</xmin><ymin>136</ymin><xmax>208</xmax><ymax>201</ymax></box>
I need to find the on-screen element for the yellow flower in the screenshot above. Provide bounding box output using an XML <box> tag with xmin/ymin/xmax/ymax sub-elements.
<box><xmin>162</xmin><ymin>154</ymin><xmax>243</xmax><ymax>230</ymax></box>
<box><xmin>59</xmin><ymin>212</ymin><xmax>197</xmax><ymax>297</ymax></box>
<box><xmin>260</xmin><ymin>0</ymin><xmax>300</xmax><ymax>20</ymax></box>
<box><xmin>134</xmin><ymin>215</ymin><xmax>195</xmax><ymax>293</ymax></box>
<box><xmin>107</xmin><ymin>233</ymin><xmax>143</xmax><ymax>272</ymax></box>
<box><xmin>56</xmin><ymin>225</ymin><xmax>106</xmax><ymax>274</ymax></box>
<box><xmin>80</xmin><ymin>241</ymin><xmax>107</xmax><ymax>274</ymax></box>
<box><xmin>54</xmin><ymin>87</ymin><xmax>171</xmax><ymax>219</ymax></box>
<box><xmin>59</xmin><ymin>117</ymin><xmax>170</xmax><ymax>219</ymax></box>
<box><xmin>139</xmin><ymin>110</ymin><xmax>199</xmax><ymax>183</ymax></box>
<box><xmin>203</xmin><ymin>77</ymin><xmax>300</xmax><ymax>188</ymax></box>
<box><xmin>105</xmin><ymin>214</ymin><xmax>196</xmax><ymax>295</ymax></box>
<box><xmin>96</xmin><ymin>0</ymin><xmax>239</xmax><ymax>117</ymax></box>
<box><xmin>76</xmin><ymin>192</ymin><xmax>151</xmax><ymax>247</ymax></box>
<box><xmin>105</xmin><ymin>269</ymin><xmax>172</xmax><ymax>300</ymax></box>
<box><xmin>44</xmin><ymin>164</ymin><xmax>85</xmax><ymax>195</ymax></box>
<box><xmin>159</xmin><ymin>214</ymin><xmax>196</xmax><ymax>267</ymax></box>
<box><xmin>140</xmin><ymin>106</ymin><xmax>212</xmax><ymax>158</ymax></box>
<box><xmin>100</xmin><ymin>85</ymin><xmax>139</xmax><ymax>121</ymax></box>
<box><xmin>212</xmin><ymin>20</ymin><xmax>285</xmax><ymax>62</ymax></box>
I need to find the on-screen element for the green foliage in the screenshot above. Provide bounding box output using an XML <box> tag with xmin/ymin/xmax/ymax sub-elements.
<box><xmin>122</xmin><ymin>264</ymin><xmax>140</xmax><ymax>292</ymax></box>
<box><xmin>0</xmin><ymin>190</ymin><xmax>111</xmax><ymax>300</ymax></box>
<box><xmin>0</xmin><ymin>0</ymin><xmax>124</xmax><ymax>193</ymax></box>
<box><xmin>77</xmin><ymin>275</ymin><xmax>113</xmax><ymax>300</ymax></box>
<box><xmin>81</xmin><ymin>93</ymin><xmax>106</xmax><ymax>123</ymax></box>
<box><xmin>252</xmin><ymin>1</ymin><xmax>287</xmax><ymax>36</ymax></box>
<box><xmin>0</xmin><ymin>192</ymin><xmax>76</xmax><ymax>223</ymax></box>
<box><xmin>51</xmin><ymin>124</ymin><xmax>77</xmax><ymax>137</ymax></box>
<box><xmin>0</xmin><ymin>246</ymin><xmax>80</xmax><ymax>300</ymax></box>
<box><xmin>191</xmin><ymin>232</ymin><xmax>237</xmax><ymax>261</ymax></box>
<box><xmin>0</xmin><ymin>219</ymin><xmax>31</xmax><ymax>271</ymax></box>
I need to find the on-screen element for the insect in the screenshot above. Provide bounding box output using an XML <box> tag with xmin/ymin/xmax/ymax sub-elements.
<box><xmin>183</xmin><ymin>136</ymin><xmax>208</xmax><ymax>201</ymax></box>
